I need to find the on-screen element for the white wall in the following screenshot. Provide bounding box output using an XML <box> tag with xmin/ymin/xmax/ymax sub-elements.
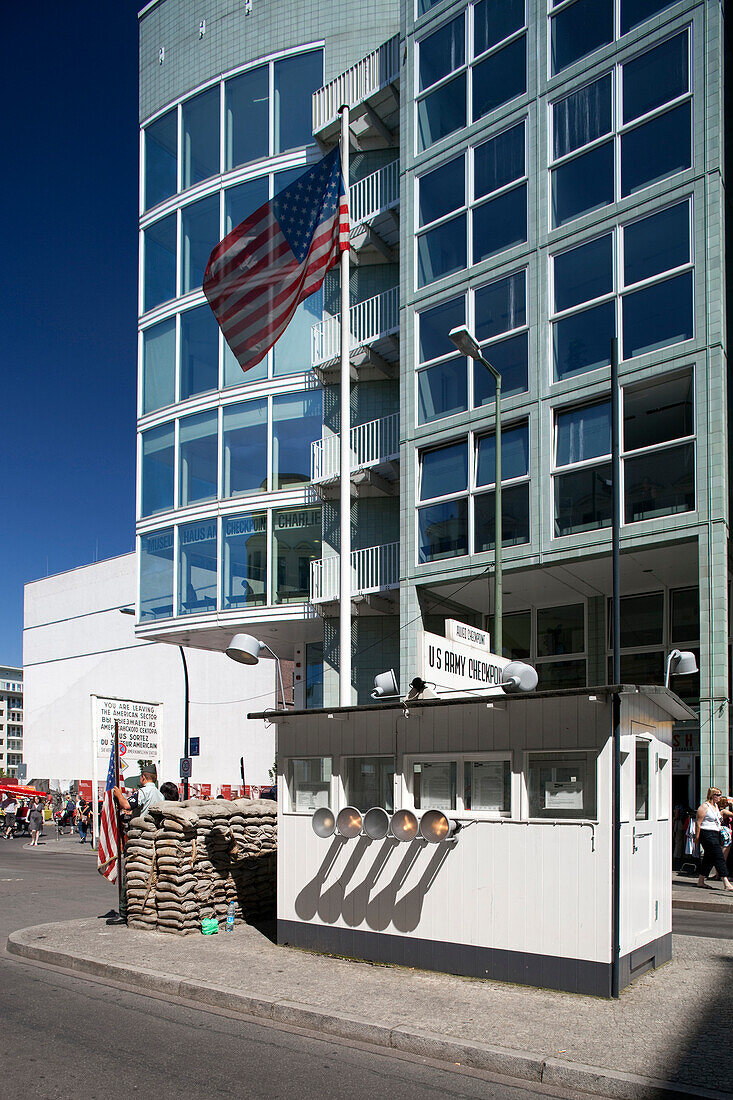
<box><xmin>23</xmin><ymin>554</ymin><xmax>275</xmax><ymax>790</ymax></box>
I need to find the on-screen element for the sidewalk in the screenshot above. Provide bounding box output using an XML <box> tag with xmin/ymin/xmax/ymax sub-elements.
<box><xmin>8</xmin><ymin>916</ymin><xmax>731</xmax><ymax>1100</ymax></box>
<box><xmin>672</xmin><ymin>876</ymin><xmax>733</xmax><ymax>914</ymax></box>
<box><xmin>13</xmin><ymin>833</ymin><xmax>98</xmax><ymax>856</ymax></box>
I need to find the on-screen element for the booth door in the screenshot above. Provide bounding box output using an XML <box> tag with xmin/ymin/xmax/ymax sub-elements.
<box><xmin>631</xmin><ymin>737</ymin><xmax>653</xmax><ymax>938</ymax></box>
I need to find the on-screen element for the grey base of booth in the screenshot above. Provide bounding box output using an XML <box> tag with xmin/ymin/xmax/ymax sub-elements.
<box><xmin>278</xmin><ymin>920</ymin><xmax>672</xmax><ymax>998</ymax></box>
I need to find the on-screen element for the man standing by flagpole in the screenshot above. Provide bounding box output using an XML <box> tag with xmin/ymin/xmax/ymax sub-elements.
<box><xmin>98</xmin><ymin>722</ymin><xmax>127</xmax><ymax>924</ymax></box>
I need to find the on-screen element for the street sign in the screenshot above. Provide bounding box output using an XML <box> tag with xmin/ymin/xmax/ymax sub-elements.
<box><xmin>180</xmin><ymin>757</ymin><xmax>192</xmax><ymax>779</ymax></box>
<box><xmin>189</xmin><ymin>737</ymin><xmax>200</xmax><ymax>756</ymax></box>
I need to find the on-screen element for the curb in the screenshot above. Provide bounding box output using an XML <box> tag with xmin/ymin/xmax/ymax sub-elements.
<box><xmin>6</xmin><ymin>927</ymin><xmax>727</xmax><ymax>1100</ymax></box>
<box><xmin>672</xmin><ymin>897</ymin><xmax>733</xmax><ymax>914</ymax></box>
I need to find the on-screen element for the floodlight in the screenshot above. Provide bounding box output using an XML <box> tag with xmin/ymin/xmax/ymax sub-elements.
<box><xmin>419</xmin><ymin>809</ymin><xmax>460</xmax><ymax>843</ymax></box>
<box><xmin>391</xmin><ymin>809</ymin><xmax>419</xmax><ymax>842</ymax></box>
<box><xmin>501</xmin><ymin>661</ymin><xmax>538</xmax><ymax>693</ymax></box>
<box><xmin>372</xmin><ymin>670</ymin><xmax>399</xmax><ymax>699</ymax></box>
<box><xmin>336</xmin><ymin>806</ymin><xmax>363</xmax><ymax>838</ymax></box>
<box><xmin>665</xmin><ymin>649</ymin><xmax>698</xmax><ymax>688</ymax></box>
<box><xmin>363</xmin><ymin>806</ymin><xmax>391</xmax><ymax>840</ymax></box>
<box><xmin>311</xmin><ymin>806</ymin><xmax>336</xmax><ymax>838</ymax></box>
<box><xmin>448</xmin><ymin>325</ymin><xmax>482</xmax><ymax>361</ymax></box>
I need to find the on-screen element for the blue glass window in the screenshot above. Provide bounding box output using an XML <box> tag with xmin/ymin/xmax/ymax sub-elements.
<box><xmin>222</xmin><ymin>399</ymin><xmax>268</xmax><ymax>497</ymax></box>
<box><xmin>140</xmin><ymin>529</ymin><xmax>174</xmax><ymax>620</ymax></box>
<box><xmin>552</xmin><ymin>142</ymin><xmax>613</xmax><ymax>227</ymax></box>
<box><xmin>222</xmin><ymin>512</ymin><xmax>267</xmax><ymax>609</ymax></box>
<box><xmin>141</xmin><ymin>423</ymin><xmax>174</xmax><ymax>517</ymax></box>
<box><xmin>180</xmin><ymin>305</ymin><xmax>219</xmax><ymax>400</ymax></box>
<box><xmin>420</xmin><ymin>441</ymin><xmax>467</xmax><ymax>500</ymax></box>
<box><xmin>142</xmin><ymin>318</ymin><xmax>176</xmax><ymax>414</ymax></box>
<box><xmin>418</xmin><ymin>500</ymin><xmax>468</xmax><ymax>562</ymax></box>
<box><xmin>224</xmin><ymin>177</ymin><xmax>270</xmax><ymax>235</ymax></box>
<box><xmin>474</xmin><ymin>123</ymin><xmax>524</xmax><ymax>199</ymax></box>
<box><xmin>554</xmin><ymin>76</ymin><xmax>611</xmax><ymax>159</ymax></box>
<box><xmin>623</xmin><ymin>33</ymin><xmax>688</xmax><ymax>124</ymax></box>
<box><xmin>556</xmin><ymin>403</ymin><xmax>611</xmax><ymax>466</ymax></box>
<box><xmin>144</xmin><ymin>215</ymin><xmax>176</xmax><ymax>312</ymax></box>
<box><xmin>554</xmin><ymin>303</ymin><xmax>615</xmax><ymax>380</ymax></box>
<box><xmin>144</xmin><ymin>110</ymin><xmax>177</xmax><ymax>211</ymax></box>
<box><xmin>418</xmin><ymin>215</ymin><xmax>467</xmax><ymax>286</ymax></box>
<box><xmin>474</xmin><ymin>272</ymin><xmax>528</xmax><ymax>404</ymax></box>
<box><xmin>624</xmin><ymin>372</ymin><xmax>693</xmax><ymax>452</ymax></box>
<box><xmin>273</xmin><ymin>290</ymin><xmax>323</xmax><ymax>376</ymax></box>
<box><xmin>475</xmin><ymin>272</ymin><xmax>525</xmax><ymax>340</ymax></box>
<box><xmin>624</xmin><ymin>203</ymin><xmax>689</xmax><ymax>287</ymax></box>
<box><xmin>621</xmin><ymin>102</ymin><xmax>691</xmax><ymax>196</ymax></box>
<box><xmin>419</xmin><ymin>296</ymin><xmax>465</xmax><ymax>362</ymax></box>
<box><xmin>418</xmin><ymin>75</ymin><xmax>467</xmax><ymax>151</ymax></box>
<box><xmin>476</xmin><ymin>424</ymin><xmax>529</xmax><ymax>486</ymax></box>
<box><xmin>272</xmin><ymin>391</ymin><xmax>323</xmax><ymax>490</ymax></box>
<box><xmin>474</xmin><ymin>0</ymin><xmax>524</xmax><ymax>56</ymax></box>
<box><xmin>554</xmin><ymin>236</ymin><xmax>612</xmax><ymax>312</ymax></box>
<box><xmin>625</xmin><ymin>442</ymin><xmax>694</xmax><ymax>523</ymax></box>
<box><xmin>179</xmin><ymin>410</ymin><xmax>218</xmax><ymax>507</ymax></box>
<box><xmin>623</xmin><ymin>272</ymin><xmax>693</xmax><ymax>360</ymax></box>
<box><xmin>182</xmin><ymin>88</ymin><xmax>219</xmax><ymax>189</ymax></box>
<box><xmin>179</xmin><ymin>519</ymin><xmax>218</xmax><ymax>615</ymax></box>
<box><xmin>419</xmin><ymin>156</ymin><xmax>465</xmax><ymax>226</ymax></box>
<box><xmin>474</xmin><ymin>484</ymin><xmax>529</xmax><ymax>551</ymax></box>
<box><xmin>555</xmin><ymin>465</ymin><xmax>613</xmax><ymax>535</ymax></box>
<box><xmin>418</xmin><ymin>359</ymin><xmax>468</xmax><ymax>424</ymax></box>
<box><xmin>420</xmin><ymin>16</ymin><xmax>464</xmax><ymax>91</ymax></box>
<box><xmin>551</xmin><ymin>0</ymin><xmax>613</xmax><ymax>75</ymax></box>
<box><xmin>274</xmin><ymin>51</ymin><xmax>323</xmax><ymax>154</ymax></box>
<box><xmin>473</xmin><ymin>185</ymin><xmax>526</xmax><ymax>264</ymax></box>
<box><xmin>474</xmin><ymin>333</ymin><xmax>528</xmax><ymax>405</ymax></box>
<box><xmin>621</xmin><ymin>0</ymin><xmax>675</xmax><ymax>36</ymax></box>
<box><xmin>225</xmin><ymin>66</ymin><xmax>268</xmax><ymax>170</ymax></box>
<box><xmin>472</xmin><ymin>35</ymin><xmax>526</xmax><ymax>122</ymax></box>
<box><xmin>273</xmin><ymin>507</ymin><xmax>322</xmax><ymax>604</ymax></box>
<box><xmin>181</xmin><ymin>194</ymin><xmax>219</xmax><ymax>294</ymax></box>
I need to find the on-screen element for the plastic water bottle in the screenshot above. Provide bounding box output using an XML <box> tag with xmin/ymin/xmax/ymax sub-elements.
<box><xmin>226</xmin><ymin>901</ymin><xmax>236</xmax><ymax>931</ymax></box>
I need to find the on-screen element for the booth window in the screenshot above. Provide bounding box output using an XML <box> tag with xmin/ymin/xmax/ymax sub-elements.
<box><xmin>413</xmin><ymin>761</ymin><xmax>457</xmax><ymax>811</ymax></box>
<box><xmin>344</xmin><ymin>757</ymin><xmax>395</xmax><ymax>812</ymax></box>
<box><xmin>527</xmin><ymin>752</ymin><xmax>597</xmax><ymax>820</ymax></box>
<box><xmin>410</xmin><ymin>755</ymin><xmax>511</xmax><ymax>815</ymax></box>
<box><xmin>464</xmin><ymin>759</ymin><xmax>510</xmax><ymax>813</ymax></box>
<box><xmin>287</xmin><ymin>757</ymin><xmax>332</xmax><ymax>814</ymax></box>
<box><xmin>635</xmin><ymin>741</ymin><xmax>650</xmax><ymax>820</ymax></box>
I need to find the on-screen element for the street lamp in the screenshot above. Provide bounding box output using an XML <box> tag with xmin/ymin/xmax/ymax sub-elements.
<box><xmin>449</xmin><ymin>325</ymin><xmax>503</xmax><ymax>656</ymax></box>
<box><xmin>665</xmin><ymin>649</ymin><xmax>698</xmax><ymax>689</ymax></box>
<box><xmin>226</xmin><ymin>633</ymin><xmax>287</xmax><ymax>711</ymax></box>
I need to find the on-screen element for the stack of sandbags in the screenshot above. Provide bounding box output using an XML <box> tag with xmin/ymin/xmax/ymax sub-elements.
<box><xmin>124</xmin><ymin>797</ymin><xmax>277</xmax><ymax>935</ymax></box>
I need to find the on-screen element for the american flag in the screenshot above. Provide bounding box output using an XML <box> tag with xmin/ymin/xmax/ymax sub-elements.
<box><xmin>97</xmin><ymin>741</ymin><xmax>119</xmax><ymax>883</ymax></box>
<box><xmin>204</xmin><ymin>147</ymin><xmax>349</xmax><ymax>374</ymax></box>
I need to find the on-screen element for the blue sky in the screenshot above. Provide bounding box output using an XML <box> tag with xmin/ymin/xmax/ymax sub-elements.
<box><xmin>1</xmin><ymin>3</ymin><xmax>141</xmax><ymax>665</ymax></box>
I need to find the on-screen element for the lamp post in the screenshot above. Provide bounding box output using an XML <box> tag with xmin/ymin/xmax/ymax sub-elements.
<box><xmin>448</xmin><ymin>326</ymin><xmax>503</xmax><ymax>656</ymax></box>
<box><xmin>226</xmin><ymin>633</ymin><xmax>287</xmax><ymax>711</ymax></box>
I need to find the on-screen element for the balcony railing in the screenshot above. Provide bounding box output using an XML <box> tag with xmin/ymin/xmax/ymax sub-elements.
<box><xmin>311</xmin><ymin>413</ymin><xmax>399</xmax><ymax>482</ymax></box>
<box><xmin>310</xmin><ymin>542</ymin><xmax>399</xmax><ymax>603</ymax></box>
<box><xmin>313</xmin><ymin>35</ymin><xmax>399</xmax><ymax>133</ymax></box>
<box><xmin>351</xmin><ymin>161</ymin><xmax>399</xmax><ymax>227</ymax></box>
<box><xmin>311</xmin><ymin>287</ymin><xmax>399</xmax><ymax>366</ymax></box>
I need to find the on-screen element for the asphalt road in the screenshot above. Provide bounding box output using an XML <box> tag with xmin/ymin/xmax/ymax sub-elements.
<box><xmin>0</xmin><ymin>839</ymin><xmax>599</xmax><ymax>1100</ymax></box>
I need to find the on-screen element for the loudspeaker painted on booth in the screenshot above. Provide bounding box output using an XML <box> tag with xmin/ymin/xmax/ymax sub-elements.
<box><xmin>311</xmin><ymin>806</ymin><xmax>336</xmax><ymax>838</ymax></box>
<box><xmin>363</xmin><ymin>806</ymin><xmax>391</xmax><ymax>840</ymax></box>
<box><xmin>336</xmin><ymin>806</ymin><xmax>363</xmax><ymax>838</ymax></box>
<box><xmin>419</xmin><ymin>809</ymin><xmax>460</xmax><ymax>843</ymax></box>
<box><xmin>391</xmin><ymin>809</ymin><xmax>419</xmax><ymax>842</ymax></box>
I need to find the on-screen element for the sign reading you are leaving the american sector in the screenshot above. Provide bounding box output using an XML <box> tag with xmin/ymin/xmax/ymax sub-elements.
<box><xmin>417</xmin><ymin>619</ymin><xmax>509</xmax><ymax>699</ymax></box>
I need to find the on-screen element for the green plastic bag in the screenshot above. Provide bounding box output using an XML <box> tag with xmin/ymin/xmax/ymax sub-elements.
<box><xmin>201</xmin><ymin>918</ymin><xmax>219</xmax><ymax>935</ymax></box>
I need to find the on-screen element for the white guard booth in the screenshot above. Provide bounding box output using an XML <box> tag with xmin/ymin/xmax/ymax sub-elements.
<box><xmin>252</xmin><ymin>685</ymin><xmax>694</xmax><ymax>997</ymax></box>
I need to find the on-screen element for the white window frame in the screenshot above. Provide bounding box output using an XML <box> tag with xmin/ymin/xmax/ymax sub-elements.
<box><xmin>284</xmin><ymin>755</ymin><xmax>335</xmax><ymax>816</ymax></box>
<box><xmin>403</xmin><ymin>751</ymin><xmax>515</xmax><ymax>820</ymax></box>
<box><xmin>338</xmin><ymin>754</ymin><xmax>398</xmax><ymax>813</ymax></box>
<box><xmin>523</xmin><ymin>748</ymin><xmax>599</xmax><ymax>822</ymax></box>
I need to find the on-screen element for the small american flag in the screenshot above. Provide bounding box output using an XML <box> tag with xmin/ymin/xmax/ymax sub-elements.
<box><xmin>97</xmin><ymin>741</ymin><xmax>119</xmax><ymax>883</ymax></box>
<box><xmin>204</xmin><ymin>147</ymin><xmax>349</xmax><ymax>374</ymax></box>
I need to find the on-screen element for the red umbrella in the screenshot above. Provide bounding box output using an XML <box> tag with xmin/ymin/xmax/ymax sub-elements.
<box><xmin>0</xmin><ymin>784</ymin><xmax>41</xmax><ymax>797</ymax></box>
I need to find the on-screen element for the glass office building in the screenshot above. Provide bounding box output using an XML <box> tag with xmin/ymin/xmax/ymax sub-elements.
<box><xmin>136</xmin><ymin>0</ymin><xmax>729</xmax><ymax>795</ymax></box>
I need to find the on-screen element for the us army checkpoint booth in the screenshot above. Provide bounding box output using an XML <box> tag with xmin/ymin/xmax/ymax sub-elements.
<box><xmin>251</xmin><ymin>628</ymin><xmax>693</xmax><ymax>998</ymax></box>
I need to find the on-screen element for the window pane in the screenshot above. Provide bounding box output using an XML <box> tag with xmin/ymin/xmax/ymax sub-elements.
<box><xmin>141</xmin><ymin>423</ymin><xmax>174</xmax><ymax>517</ymax></box>
<box><xmin>418</xmin><ymin>215</ymin><xmax>467</xmax><ymax>286</ymax></box>
<box><xmin>419</xmin><ymin>156</ymin><xmax>465</xmax><ymax>226</ymax></box>
<box><xmin>420</xmin><ymin>16</ymin><xmax>464</xmax><ymax>91</ymax></box>
<box><xmin>225</xmin><ymin>66</ymin><xmax>268</xmax><ymax>170</ymax></box>
<box><xmin>272</xmin><ymin>391</ymin><xmax>322</xmax><ymax>490</ymax></box>
<box><xmin>179</xmin><ymin>519</ymin><xmax>217</xmax><ymax>614</ymax></box>
<box><xmin>464</xmin><ymin>760</ymin><xmax>510</xmax><ymax>812</ymax></box>
<box><xmin>528</xmin><ymin>752</ymin><xmax>595</xmax><ymax>818</ymax></box>
<box><xmin>182</xmin><ymin>87</ymin><xmax>219</xmax><ymax>189</ymax></box>
<box><xmin>180</xmin><ymin>305</ymin><xmax>219</xmax><ymax>399</ymax></box>
<box><xmin>474</xmin><ymin>483</ymin><xmax>530</xmax><ymax>551</ymax></box>
<box><xmin>551</xmin><ymin>0</ymin><xmax>613</xmax><ymax>75</ymax></box>
<box><xmin>552</xmin><ymin>141</ymin><xmax>614</xmax><ymax>227</ymax></box>
<box><xmin>475</xmin><ymin>272</ymin><xmax>526</xmax><ymax>340</ymax></box>
<box><xmin>477</xmin><ymin>425</ymin><xmax>529</xmax><ymax>485</ymax></box>
<box><xmin>181</xmin><ymin>194</ymin><xmax>219</xmax><ymax>294</ymax></box>
<box><xmin>671</xmin><ymin>587</ymin><xmax>699</xmax><ymax>643</ymax></box>
<box><xmin>140</xmin><ymin>529</ymin><xmax>174</xmax><ymax>620</ymax></box>
<box><xmin>538</xmin><ymin>604</ymin><xmax>584</xmax><ymax>656</ymax></box>
<box><xmin>635</xmin><ymin>741</ymin><xmax>650</xmax><ymax>820</ymax></box>
<box><xmin>223</xmin><ymin>338</ymin><xmax>268</xmax><ymax>386</ymax></box>
<box><xmin>554</xmin><ymin>302</ymin><xmax>615</xmax><ymax>380</ymax></box>
<box><xmin>624</xmin><ymin>372</ymin><xmax>693</xmax><ymax>451</ymax></box>
<box><xmin>418</xmin><ymin>499</ymin><xmax>468</xmax><ymax>561</ymax></box>
<box><xmin>621</xmin><ymin>0</ymin><xmax>675</xmax><ymax>35</ymax></box>
<box><xmin>621</xmin><ymin>102</ymin><xmax>691</xmax><ymax>196</ymax></box>
<box><xmin>419</xmin><ymin>296</ymin><xmax>465</xmax><ymax>362</ymax></box>
<box><xmin>623</xmin><ymin>272</ymin><xmax>693</xmax><ymax>360</ymax></box>
<box><xmin>274</xmin><ymin>51</ymin><xmax>322</xmax><ymax>154</ymax></box>
<box><xmin>555</xmin><ymin>463</ymin><xmax>613</xmax><ymax>535</ymax></box>
<box><xmin>473</xmin><ymin>184</ymin><xmax>527</xmax><ymax>263</ymax></box>
<box><xmin>556</xmin><ymin>402</ymin><xmax>611</xmax><ymax>465</ymax></box>
<box><xmin>418</xmin><ymin>75</ymin><xmax>467</xmax><ymax>151</ymax></box>
<box><xmin>536</xmin><ymin>660</ymin><xmax>587</xmax><ymax>690</ymax></box>
<box><xmin>472</xmin><ymin>35</ymin><xmax>526</xmax><ymax>121</ymax></box>
<box><xmin>624</xmin><ymin>203</ymin><xmax>689</xmax><ymax>287</ymax></box>
<box><xmin>144</xmin><ymin>110</ymin><xmax>177</xmax><ymax>210</ymax></box>
<box><xmin>610</xmin><ymin>651</ymin><xmax>664</xmax><ymax>684</ymax></box>
<box><xmin>497</xmin><ymin>611</ymin><xmax>531</xmax><ymax>658</ymax></box>
<box><xmin>418</xmin><ymin>0</ymin><xmax>443</xmax><ymax>13</ymax></box>
<box><xmin>623</xmin><ymin>33</ymin><xmax>688</xmax><ymax>124</ymax></box>
<box><xmin>222</xmin><ymin>399</ymin><xmax>268</xmax><ymax>497</ymax></box>
<box><xmin>344</xmin><ymin>757</ymin><xmax>395</xmax><ymax>812</ymax></box>
<box><xmin>474</xmin><ymin>123</ymin><xmax>524</xmax><ymax>199</ymax></box>
<box><xmin>224</xmin><ymin>177</ymin><xmax>270</xmax><ymax>235</ymax></box>
<box><xmin>142</xmin><ymin>318</ymin><xmax>176</xmax><ymax>414</ymax></box>
<box><xmin>618</xmin><ymin>593</ymin><xmax>664</xmax><ymax>647</ymax></box>
<box><xmin>554</xmin><ymin>235</ymin><xmax>612</xmax><ymax>312</ymax></box>
<box><xmin>553</xmin><ymin>76</ymin><xmax>611</xmax><ymax>159</ymax></box>
<box><xmin>274</xmin><ymin>289</ymin><xmax>323</xmax><ymax>375</ymax></box>
<box><xmin>179</xmin><ymin>410</ymin><xmax>218</xmax><ymax>506</ymax></box>
<box><xmin>273</xmin><ymin>506</ymin><xmax>322</xmax><ymax>604</ymax></box>
<box><xmin>624</xmin><ymin>441</ymin><xmax>695</xmax><ymax>522</ymax></box>
<box><xmin>413</xmin><ymin>761</ymin><xmax>456</xmax><ymax>810</ymax></box>
<box><xmin>222</xmin><ymin>512</ymin><xmax>267</xmax><ymax>609</ymax></box>
<box><xmin>306</xmin><ymin>642</ymin><xmax>324</xmax><ymax>709</ymax></box>
<box><xmin>474</xmin><ymin>0</ymin><xmax>524</xmax><ymax>56</ymax></box>
<box><xmin>474</xmin><ymin>333</ymin><xmax>528</xmax><ymax>403</ymax></box>
<box><xmin>418</xmin><ymin>358</ymin><xmax>468</xmax><ymax>423</ymax></box>
<box><xmin>288</xmin><ymin>758</ymin><xmax>331</xmax><ymax>813</ymax></box>
<box><xmin>144</xmin><ymin>215</ymin><xmax>176</xmax><ymax>312</ymax></box>
<box><xmin>420</xmin><ymin>441</ymin><xmax>468</xmax><ymax>499</ymax></box>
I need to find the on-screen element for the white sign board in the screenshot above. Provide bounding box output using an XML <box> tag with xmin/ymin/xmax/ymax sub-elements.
<box><xmin>418</xmin><ymin>630</ymin><xmax>509</xmax><ymax>698</ymax></box>
<box><xmin>91</xmin><ymin>696</ymin><xmax>162</xmax><ymax>795</ymax></box>
<box><xmin>445</xmin><ymin>619</ymin><xmax>490</xmax><ymax>651</ymax></box>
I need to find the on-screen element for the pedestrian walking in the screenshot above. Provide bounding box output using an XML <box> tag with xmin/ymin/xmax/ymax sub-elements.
<box><xmin>28</xmin><ymin>798</ymin><xmax>43</xmax><ymax>847</ymax></box>
<box><xmin>2</xmin><ymin>794</ymin><xmax>18</xmax><ymax>838</ymax></box>
<box><xmin>78</xmin><ymin>800</ymin><xmax>90</xmax><ymax>844</ymax></box>
<box><xmin>695</xmin><ymin>788</ymin><xmax>733</xmax><ymax>891</ymax></box>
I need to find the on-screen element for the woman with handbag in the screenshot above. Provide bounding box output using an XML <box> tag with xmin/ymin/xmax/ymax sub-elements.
<box><xmin>695</xmin><ymin>788</ymin><xmax>733</xmax><ymax>891</ymax></box>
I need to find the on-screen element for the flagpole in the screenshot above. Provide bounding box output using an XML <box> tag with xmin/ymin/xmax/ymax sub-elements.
<box><xmin>114</xmin><ymin>721</ymin><xmax>123</xmax><ymax>915</ymax></box>
<box><xmin>339</xmin><ymin>105</ymin><xmax>352</xmax><ymax>708</ymax></box>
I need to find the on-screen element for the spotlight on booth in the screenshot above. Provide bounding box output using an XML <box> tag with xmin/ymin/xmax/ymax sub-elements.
<box><xmin>363</xmin><ymin>806</ymin><xmax>391</xmax><ymax>840</ymax></box>
<box><xmin>372</xmin><ymin>669</ymin><xmax>399</xmax><ymax>699</ymax></box>
<box><xmin>391</xmin><ymin>809</ymin><xmax>419</xmax><ymax>842</ymax></box>
<box><xmin>665</xmin><ymin>649</ymin><xmax>698</xmax><ymax>688</ymax></box>
<box><xmin>419</xmin><ymin>809</ymin><xmax>461</xmax><ymax>844</ymax></box>
<box><xmin>501</xmin><ymin>661</ymin><xmax>538</xmax><ymax>693</ymax></box>
<box><xmin>311</xmin><ymin>807</ymin><xmax>336</xmax><ymax>838</ymax></box>
<box><xmin>336</xmin><ymin>806</ymin><xmax>363</xmax><ymax>838</ymax></box>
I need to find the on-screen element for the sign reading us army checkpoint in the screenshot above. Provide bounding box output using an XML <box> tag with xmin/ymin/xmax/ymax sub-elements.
<box><xmin>418</xmin><ymin>620</ymin><xmax>509</xmax><ymax>698</ymax></box>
